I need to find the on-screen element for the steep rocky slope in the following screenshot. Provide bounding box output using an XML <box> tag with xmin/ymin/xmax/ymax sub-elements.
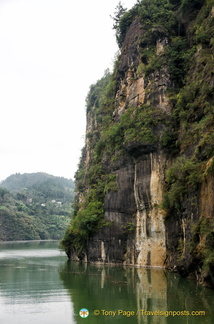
<box><xmin>61</xmin><ymin>0</ymin><xmax>214</xmax><ymax>287</ymax></box>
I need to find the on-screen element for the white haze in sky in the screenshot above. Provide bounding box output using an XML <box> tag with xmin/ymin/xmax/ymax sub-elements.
<box><xmin>0</xmin><ymin>0</ymin><xmax>136</xmax><ymax>181</ymax></box>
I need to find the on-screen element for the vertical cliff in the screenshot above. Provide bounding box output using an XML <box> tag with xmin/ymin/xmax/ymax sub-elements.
<box><xmin>61</xmin><ymin>0</ymin><xmax>214</xmax><ymax>287</ymax></box>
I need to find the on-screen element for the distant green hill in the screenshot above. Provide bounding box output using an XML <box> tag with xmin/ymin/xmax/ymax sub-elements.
<box><xmin>1</xmin><ymin>172</ymin><xmax>74</xmax><ymax>192</ymax></box>
<box><xmin>0</xmin><ymin>173</ymin><xmax>75</xmax><ymax>241</ymax></box>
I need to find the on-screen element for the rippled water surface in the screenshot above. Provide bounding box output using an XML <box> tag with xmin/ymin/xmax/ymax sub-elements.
<box><xmin>0</xmin><ymin>241</ymin><xmax>214</xmax><ymax>324</ymax></box>
<box><xmin>0</xmin><ymin>241</ymin><xmax>75</xmax><ymax>324</ymax></box>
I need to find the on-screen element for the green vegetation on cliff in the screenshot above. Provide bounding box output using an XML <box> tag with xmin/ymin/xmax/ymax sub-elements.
<box><xmin>61</xmin><ymin>0</ymin><xmax>214</xmax><ymax>283</ymax></box>
<box><xmin>0</xmin><ymin>173</ymin><xmax>74</xmax><ymax>240</ymax></box>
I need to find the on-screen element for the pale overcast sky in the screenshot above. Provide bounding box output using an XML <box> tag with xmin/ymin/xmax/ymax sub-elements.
<box><xmin>0</xmin><ymin>0</ymin><xmax>136</xmax><ymax>181</ymax></box>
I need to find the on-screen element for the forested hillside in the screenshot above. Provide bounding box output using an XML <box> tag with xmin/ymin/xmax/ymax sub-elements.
<box><xmin>0</xmin><ymin>173</ymin><xmax>74</xmax><ymax>240</ymax></box>
<box><xmin>61</xmin><ymin>0</ymin><xmax>214</xmax><ymax>287</ymax></box>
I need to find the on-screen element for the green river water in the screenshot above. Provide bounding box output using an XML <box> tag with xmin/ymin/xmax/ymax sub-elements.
<box><xmin>0</xmin><ymin>240</ymin><xmax>213</xmax><ymax>324</ymax></box>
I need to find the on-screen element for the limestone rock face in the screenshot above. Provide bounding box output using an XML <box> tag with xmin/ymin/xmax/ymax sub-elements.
<box><xmin>134</xmin><ymin>152</ymin><xmax>166</xmax><ymax>267</ymax></box>
<box><xmin>68</xmin><ymin>1</ymin><xmax>214</xmax><ymax>288</ymax></box>
<box><xmin>84</xmin><ymin>152</ymin><xmax>167</xmax><ymax>267</ymax></box>
<box><xmin>75</xmin><ymin>17</ymin><xmax>171</xmax><ymax>268</ymax></box>
<box><xmin>200</xmin><ymin>160</ymin><xmax>214</xmax><ymax>219</ymax></box>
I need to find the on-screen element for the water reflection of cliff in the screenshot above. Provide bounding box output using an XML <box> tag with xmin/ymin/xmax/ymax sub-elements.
<box><xmin>59</xmin><ymin>262</ymin><xmax>137</xmax><ymax>323</ymax></box>
<box><xmin>59</xmin><ymin>262</ymin><xmax>214</xmax><ymax>324</ymax></box>
<box><xmin>135</xmin><ymin>268</ymin><xmax>167</xmax><ymax>324</ymax></box>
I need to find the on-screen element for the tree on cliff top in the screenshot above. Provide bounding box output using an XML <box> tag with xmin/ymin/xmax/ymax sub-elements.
<box><xmin>111</xmin><ymin>1</ymin><xmax>128</xmax><ymax>48</ymax></box>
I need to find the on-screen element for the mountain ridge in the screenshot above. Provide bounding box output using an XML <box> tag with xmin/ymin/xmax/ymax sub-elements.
<box><xmin>1</xmin><ymin>172</ymin><xmax>74</xmax><ymax>192</ymax></box>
